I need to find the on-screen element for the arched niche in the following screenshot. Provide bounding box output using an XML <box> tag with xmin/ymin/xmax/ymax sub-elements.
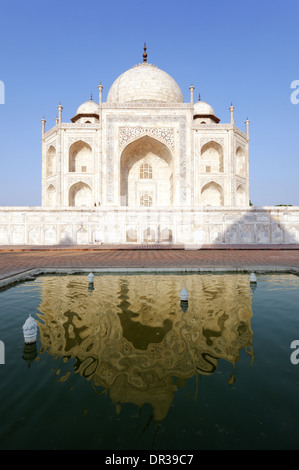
<box><xmin>143</xmin><ymin>227</ymin><xmax>156</xmax><ymax>243</ymax></box>
<box><xmin>201</xmin><ymin>181</ymin><xmax>224</xmax><ymax>206</ymax></box>
<box><xmin>236</xmin><ymin>146</ymin><xmax>246</xmax><ymax>177</ymax></box>
<box><xmin>69</xmin><ymin>141</ymin><xmax>93</xmax><ymax>173</ymax></box>
<box><xmin>69</xmin><ymin>182</ymin><xmax>93</xmax><ymax>207</ymax></box>
<box><xmin>161</xmin><ymin>228</ymin><xmax>173</xmax><ymax>243</ymax></box>
<box><xmin>46</xmin><ymin>146</ymin><xmax>56</xmax><ymax>177</ymax></box>
<box><xmin>126</xmin><ymin>228</ymin><xmax>138</xmax><ymax>243</ymax></box>
<box><xmin>236</xmin><ymin>184</ymin><xmax>247</xmax><ymax>207</ymax></box>
<box><xmin>120</xmin><ymin>135</ymin><xmax>173</xmax><ymax>207</ymax></box>
<box><xmin>46</xmin><ymin>184</ymin><xmax>56</xmax><ymax>207</ymax></box>
<box><xmin>200</xmin><ymin>141</ymin><xmax>224</xmax><ymax>173</ymax></box>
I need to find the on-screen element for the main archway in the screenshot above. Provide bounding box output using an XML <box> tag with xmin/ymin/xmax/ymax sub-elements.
<box><xmin>120</xmin><ymin>135</ymin><xmax>173</xmax><ymax>207</ymax></box>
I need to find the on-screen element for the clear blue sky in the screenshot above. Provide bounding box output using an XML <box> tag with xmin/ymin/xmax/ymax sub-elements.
<box><xmin>0</xmin><ymin>0</ymin><xmax>298</xmax><ymax>207</ymax></box>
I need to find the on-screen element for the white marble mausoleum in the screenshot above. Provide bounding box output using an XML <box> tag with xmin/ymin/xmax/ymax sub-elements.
<box><xmin>42</xmin><ymin>47</ymin><xmax>250</xmax><ymax>210</ymax></box>
<box><xmin>0</xmin><ymin>47</ymin><xmax>298</xmax><ymax>246</ymax></box>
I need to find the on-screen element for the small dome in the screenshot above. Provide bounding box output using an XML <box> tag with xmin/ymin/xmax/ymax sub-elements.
<box><xmin>194</xmin><ymin>98</ymin><xmax>215</xmax><ymax>116</ymax></box>
<box><xmin>107</xmin><ymin>62</ymin><xmax>184</xmax><ymax>104</ymax></box>
<box><xmin>71</xmin><ymin>97</ymin><xmax>100</xmax><ymax>123</ymax></box>
<box><xmin>76</xmin><ymin>99</ymin><xmax>99</xmax><ymax>116</ymax></box>
<box><xmin>193</xmin><ymin>96</ymin><xmax>220</xmax><ymax>123</ymax></box>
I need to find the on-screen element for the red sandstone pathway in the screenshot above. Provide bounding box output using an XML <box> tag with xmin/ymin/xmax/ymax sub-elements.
<box><xmin>0</xmin><ymin>245</ymin><xmax>299</xmax><ymax>281</ymax></box>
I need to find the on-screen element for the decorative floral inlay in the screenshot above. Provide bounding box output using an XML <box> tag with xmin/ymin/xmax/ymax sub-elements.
<box><xmin>119</xmin><ymin>127</ymin><xmax>174</xmax><ymax>149</ymax></box>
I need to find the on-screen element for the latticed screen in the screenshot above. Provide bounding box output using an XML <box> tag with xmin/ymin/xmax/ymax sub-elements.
<box><xmin>140</xmin><ymin>194</ymin><xmax>153</xmax><ymax>207</ymax></box>
<box><xmin>140</xmin><ymin>163</ymin><xmax>153</xmax><ymax>179</ymax></box>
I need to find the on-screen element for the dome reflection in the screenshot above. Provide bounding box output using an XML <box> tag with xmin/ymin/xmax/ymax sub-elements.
<box><xmin>37</xmin><ymin>274</ymin><xmax>254</xmax><ymax>422</ymax></box>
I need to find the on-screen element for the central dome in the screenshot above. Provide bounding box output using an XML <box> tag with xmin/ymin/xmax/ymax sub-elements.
<box><xmin>107</xmin><ymin>62</ymin><xmax>184</xmax><ymax>104</ymax></box>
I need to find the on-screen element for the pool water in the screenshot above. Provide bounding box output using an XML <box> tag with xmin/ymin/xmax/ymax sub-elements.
<box><xmin>0</xmin><ymin>273</ymin><xmax>299</xmax><ymax>450</ymax></box>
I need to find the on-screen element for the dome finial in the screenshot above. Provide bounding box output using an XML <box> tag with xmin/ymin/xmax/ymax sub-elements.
<box><xmin>143</xmin><ymin>43</ymin><xmax>147</xmax><ymax>62</ymax></box>
<box><xmin>90</xmin><ymin>92</ymin><xmax>93</xmax><ymax>101</ymax></box>
<box><xmin>198</xmin><ymin>94</ymin><xmax>201</xmax><ymax>101</ymax></box>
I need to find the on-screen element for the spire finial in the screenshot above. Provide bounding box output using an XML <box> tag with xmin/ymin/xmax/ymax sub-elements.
<box><xmin>143</xmin><ymin>43</ymin><xmax>147</xmax><ymax>62</ymax></box>
<box><xmin>189</xmin><ymin>84</ymin><xmax>195</xmax><ymax>104</ymax></box>
<box><xmin>90</xmin><ymin>92</ymin><xmax>93</xmax><ymax>101</ymax></box>
<box><xmin>198</xmin><ymin>94</ymin><xmax>201</xmax><ymax>101</ymax></box>
<box><xmin>229</xmin><ymin>103</ymin><xmax>235</xmax><ymax>125</ymax></box>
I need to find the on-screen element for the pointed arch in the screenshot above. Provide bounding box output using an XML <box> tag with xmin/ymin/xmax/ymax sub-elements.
<box><xmin>46</xmin><ymin>146</ymin><xmax>56</xmax><ymax>177</ymax></box>
<box><xmin>120</xmin><ymin>135</ymin><xmax>173</xmax><ymax>207</ymax></box>
<box><xmin>201</xmin><ymin>181</ymin><xmax>224</xmax><ymax>206</ymax></box>
<box><xmin>200</xmin><ymin>141</ymin><xmax>224</xmax><ymax>173</ymax></box>
<box><xmin>69</xmin><ymin>182</ymin><xmax>93</xmax><ymax>207</ymax></box>
<box><xmin>236</xmin><ymin>146</ymin><xmax>246</xmax><ymax>177</ymax></box>
<box><xmin>46</xmin><ymin>184</ymin><xmax>56</xmax><ymax>207</ymax></box>
<box><xmin>69</xmin><ymin>140</ymin><xmax>93</xmax><ymax>173</ymax></box>
<box><xmin>236</xmin><ymin>184</ymin><xmax>246</xmax><ymax>207</ymax></box>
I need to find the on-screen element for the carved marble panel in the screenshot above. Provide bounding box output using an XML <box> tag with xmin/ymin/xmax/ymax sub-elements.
<box><xmin>119</xmin><ymin>127</ymin><xmax>174</xmax><ymax>150</ymax></box>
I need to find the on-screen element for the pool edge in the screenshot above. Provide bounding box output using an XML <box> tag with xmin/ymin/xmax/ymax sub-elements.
<box><xmin>1</xmin><ymin>266</ymin><xmax>299</xmax><ymax>289</ymax></box>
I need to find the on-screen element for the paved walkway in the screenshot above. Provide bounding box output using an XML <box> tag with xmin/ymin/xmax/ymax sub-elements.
<box><xmin>1</xmin><ymin>245</ymin><xmax>299</xmax><ymax>282</ymax></box>
<box><xmin>1</xmin><ymin>243</ymin><xmax>299</xmax><ymax>251</ymax></box>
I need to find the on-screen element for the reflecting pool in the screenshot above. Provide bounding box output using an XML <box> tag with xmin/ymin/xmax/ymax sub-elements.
<box><xmin>0</xmin><ymin>273</ymin><xmax>299</xmax><ymax>450</ymax></box>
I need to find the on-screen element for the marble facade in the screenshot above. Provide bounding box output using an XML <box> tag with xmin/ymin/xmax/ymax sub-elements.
<box><xmin>1</xmin><ymin>49</ymin><xmax>298</xmax><ymax>246</ymax></box>
<box><xmin>41</xmin><ymin>52</ymin><xmax>250</xmax><ymax>212</ymax></box>
<box><xmin>0</xmin><ymin>207</ymin><xmax>298</xmax><ymax>245</ymax></box>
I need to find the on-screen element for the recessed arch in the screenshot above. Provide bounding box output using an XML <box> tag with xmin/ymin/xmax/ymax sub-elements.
<box><xmin>120</xmin><ymin>135</ymin><xmax>173</xmax><ymax>207</ymax></box>
<box><xmin>126</xmin><ymin>228</ymin><xmax>138</xmax><ymax>243</ymax></box>
<box><xmin>46</xmin><ymin>184</ymin><xmax>56</xmax><ymax>207</ymax></box>
<box><xmin>46</xmin><ymin>146</ymin><xmax>56</xmax><ymax>177</ymax></box>
<box><xmin>236</xmin><ymin>184</ymin><xmax>246</xmax><ymax>207</ymax></box>
<box><xmin>69</xmin><ymin>140</ymin><xmax>93</xmax><ymax>173</ymax></box>
<box><xmin>143</xmin><ymin>227</ymin><xmax>156</xmax><ymax>243</ymax></box>
<box><xmin>201</xmin><ymin>181</ymin><xmax>224</xmax><ymax>206</ymax></box>
<box><xmin>69</xmin><ymin>182</ymin><xmax>93</xmax><ymax>207</ymax></box>
<box><xmin>200</xmin><ymin>141</ymin><xmax>224</xmax><ymax>173</ymax></box>
<box><xmin>236</xmin><ymin>146</ymin><xmax>246</xmax><ymax>177</ymax></box>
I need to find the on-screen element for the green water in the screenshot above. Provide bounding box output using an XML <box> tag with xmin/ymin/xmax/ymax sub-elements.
<box><xmin>0</xmin><ymin>273</ymin><xmax>299</xmax><ymax>450</ymax></box>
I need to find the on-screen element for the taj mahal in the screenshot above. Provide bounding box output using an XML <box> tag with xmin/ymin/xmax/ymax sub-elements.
<box><xmin>0</xmin><ymin>47</ymin><xmax>298</xmax><ymax>246</ymax></box>
<box><xmin>42</xmin><ymin>46</ymin><xmax>249</xmax><ymax>210</ymax></box>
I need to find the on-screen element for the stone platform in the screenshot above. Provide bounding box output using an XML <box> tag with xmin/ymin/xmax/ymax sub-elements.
<box><xmin>1</xmin><ymin>207</ymin><xmax>299</xmax><ymax>246</ymax></box>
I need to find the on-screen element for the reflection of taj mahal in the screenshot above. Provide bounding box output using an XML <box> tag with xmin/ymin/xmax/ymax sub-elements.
<box><xmin>42</xmin><ymin>46</ymin><xmax>249</xmax><ymax>210</ymax></box>
<box><xmin>37</xmin><ymin>274</ymin><xmax>254</xmax><ymax>422</ymax></box>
